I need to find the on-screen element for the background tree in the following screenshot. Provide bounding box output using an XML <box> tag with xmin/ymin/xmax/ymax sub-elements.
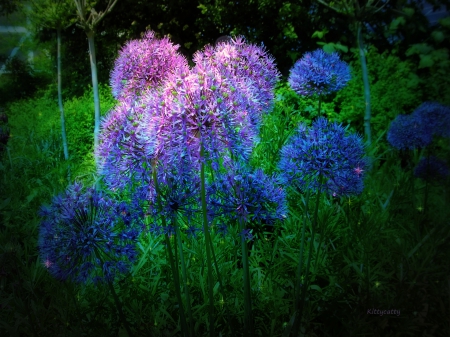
<box><xmin>0</xmin><ymin>0</ymin><xmax>22</xmax><ymax>16</ymax></box>
<box><xmin>73</xmin><ymin>0</ymin><xmax>118</xmax><ymax>170</ymax></box>
<box><xmin>27</xmin><ymin>0</ymin><xmax>76</xmax><ymax>161</ymax></box>
<box><xmin>314</xmin><ymin>0</ymin><xmax>392</xmax><ymax>147</ymax></box>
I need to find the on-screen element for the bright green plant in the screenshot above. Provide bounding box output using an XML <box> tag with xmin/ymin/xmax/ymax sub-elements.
<box><xmin>333</xmin><ymin>46</ymin><xmax>421</xmax><ymax>150</ymax></box>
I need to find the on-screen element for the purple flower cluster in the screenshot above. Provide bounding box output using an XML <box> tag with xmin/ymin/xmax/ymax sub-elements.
<box><xmin>207</xmin><ymin>161</ymin><xmax>287</xmax><ymax>226</ymax></box>
<box><xmin>38</xmin><ymin>182</ymin><xmax>139</xmax><ymax>284</ymax></box>
<box><xmin>194</xmin><ymin>36</ymin><xmax>281</xmax><ymax>127</ymax></box>
<box><xmin>387</xmin><ymin>113</ymin><xmax>433</xmax><ymax>150</ymax></box>
<box><xmin>288</xmin><ymin>49</ymin><xmax>351</xmax><ymax>97</ymax></box>
<box><xmin>110</xmin><ymin>30</ymin><xmax>189</xmax><ymax>100</ymax></box>
<box><xmin>278</xmin><ymin>117</ymin><xmax>367</xmax><ymax>197</ymax></box>
<box><xmin>414</xmin><ymin>156</ymin><xmax>449</xmax><ymax>182</ymax></box>
<box><xmin>96</xmin><ymin>99</ymin><xmax>157</xmax><ymax>191</ymax></box>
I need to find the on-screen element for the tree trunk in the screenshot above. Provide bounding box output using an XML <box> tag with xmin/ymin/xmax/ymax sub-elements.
<box><xmin>86</xmin><ymin>29</ymin><xmax>101</xmax><ymax>169</ymax></box>
<box><xmin>357</xmin><ymin>22</ymin><xmax>372</xmax><ymax>146</ymax></box>
<box><xmin>57</xmin><ymin>26</ymin><xmax>69</xmax><ymax>161</ymax></box>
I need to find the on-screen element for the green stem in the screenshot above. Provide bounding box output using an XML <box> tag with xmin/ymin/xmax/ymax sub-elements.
<box><xmin>200</xmin><ymin>143</ymin><xmax>216</xmax><ymax>337</ymax></box>
<box><xmin>293</xmin><ymin>177</ymin><xmax>323</xmax><ymax>337</ymax></box>
<box><xmin>239</xmin><ymin>217</ymin><xmax>254</xmax><ymax>337</ymax></box>
<box><xmin>208</xmin><ymin>233</ymin><xmax>237</xmax><ymax>336</ymax></box>
<box><xmin>175</xmin><ymin>218</ymin><xmax>194</xmax><ymax>336</ymax></box>
<box><xmin>107</xmin><ymin>281</ymin><xmax>134</xmax><ymax>337</ymax></box>
<box><xmin>152</xmin><ymin>168</ymin><xmax>189</xmax><ymax>337</ymax></box>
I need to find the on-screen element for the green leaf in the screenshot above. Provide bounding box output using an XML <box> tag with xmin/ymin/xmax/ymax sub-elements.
<box><xmin>403</xmin><ymin>7</ymin><xmax>415</xmax><ymax>16</ymax></box>
<box><xmin>439</xmin><ymin>16</ymin><xmax>450</xmax><ymax>28</ymax></box>
<box><xmin>283</xmin><ymin>23</ymin><xmax>298</xmax><ymax>39</ymax></box>
<box><xmin>334</xmin><ymin>43</ymin><xmax>348</xmax><ymax>53</ymax></box>
<box><xmin>389</xmin><ymin>16</ymin><xmax>406</xmax><ymax>32</ymax></box>
<box><xmin>0</xmin><ymin>197</ymin><xmax>11</xmax><ymax>210</ymax></box>
<box><xmin>418</xmin><ymin>54</ymin><xmax>434</xmax><ymax>68</ymax></box>
<box><xmin>323</xmin><ymin>43</ymin><xmax>335</xmax><ymax>54</ymax></box>
<box><xmin>197</xmin><ymin>3</ymin><xmax>208</xmax><ymax>14</ymax></box>
<box><xmin>405</xmin><ymin>43</ymin><xmax>433</xmax><ymax>56</ymax></box>
<box><xmin>312</xmin><ymin>29</ymin><xmax>328</xmax><ymax>39</ymax></box>
<box><xmin>309</xmin><ymin>284</ymin><xmax>322</xmax><ymax>293</ymax></box>
<box><xmin>431</xmin><ymin>30</ymin><xmax>445</xmax><ymax>43</ymax></box>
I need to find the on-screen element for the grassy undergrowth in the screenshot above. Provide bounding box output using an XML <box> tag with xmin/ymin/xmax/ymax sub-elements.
<box><xmin>1</xmin><ymin>82</ymin><xmax>449</xmax><ymax>337</ymax></box>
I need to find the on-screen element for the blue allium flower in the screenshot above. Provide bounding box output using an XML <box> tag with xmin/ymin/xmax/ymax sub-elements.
<box><xmin>207</xmin><ymin>161</ymin><xmax>287</xmax><ymax>226</ymax></box>
<box><xmin>387</xmin><ymin>113</ymin><xmax>433</xmax><ymax>150</ymax></box>
<box><xmin>110</xmin><ymin>30</ymin><xmax>189</xmax><ymax>100</ymax></box>
<box><xmin>240</xmin><ymin>228</ymin><xmax>254</xmax><ymax>241</ymax></box>
<box><xmin>414</xmin><ymin>156</ymin><xmax>449</xmax><ymax>182</ymax></box>
<box><xmin>38</xmin><ymin>182</ymin><xmax>140</xmax><ymax>284</ymax></box>
<box><xmin>279</xmin><ymin>117</ymin><xmax>367</xmax><ymax>197</ymax></box>
<box><xmin>288</xmin><ymin>49</ymin><xmax>351</xmax><ymax>97</ymax></box>
<box><xmin>185</xmin><ymin>225</ymin><xmax>201</xmax><ymax>239</ymax></box>
<box><xmin>412</xmin><ymin>101</ymin><xmax>450</xmax><ymax>139</ymax></box>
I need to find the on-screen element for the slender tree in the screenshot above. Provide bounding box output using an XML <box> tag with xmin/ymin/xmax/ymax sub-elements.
<box><xmin>73</xmin><ymin>0</ymin><xmax>119</xmax><ymax>169</ymax></box>
<box><xmin>315</xmin><ymin>0</ymin><xmax>390</xmax><ymax>147</ymax></box>
<box><xmin>27</xmin><ymin>0</ymin><xmax>76</xmax><ymax>161</ymax></box>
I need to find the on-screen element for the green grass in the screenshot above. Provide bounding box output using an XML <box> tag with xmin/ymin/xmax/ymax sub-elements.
<box><xmin>0</xmin><ymin>81</ymin><xmax>449</xmax><ymax>337</ymax></box>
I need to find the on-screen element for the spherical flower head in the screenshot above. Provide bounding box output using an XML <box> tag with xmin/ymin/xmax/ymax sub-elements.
<box><xmin>207</xmin><ymin>160</ymin><xmax>287</xmax><ymax>226</ymax></box>
<box><xmin>193</xmin><ymin>36</ymin><xmax>281</xmax><ymax>128</ymax></box>
<box><xmin>110</xmin><ymin>30</ymin><xmax>189</xmax><ymax>100</ymax></box>
<box><xmin>412</xmin><ymin>101</ymin><xmax>450</xmax><ymax>139</ymax></box>
<box><xmin>96</xmin><ymin>98</ymin><xmax>157</xmax><ymax>191</ymax></box>
<box><xmin>146</xmin><ymin>148</ymin><xmax>202</xmax><ymax>232</ymax></box>
<box><xmin>288</xmin><ymin>49</ymin><xmax>351</xmax><ymax>97</ymax></box>
<box><xmin>38</xmin><ymin>182</ymin><xmax>140</xmax><ymax>284</ymax></box>
<box><xmin>278</xmin><ymin>117</ymin><xmax>367</xmax><ymax>197</ymax></box>
<box><xmin>387</xmin><ymin>113</ymin><xmax>433</xmax><ymax>150</ymax></box>
<box><xmin>414</xmin><ymin>156</ymin><xmax>449</xmax><ymax>182</ymax></box>
<box><xmin>141</xmin><ymin>65</ymin><xmax>258</xmax><ymax>169</ymax></box>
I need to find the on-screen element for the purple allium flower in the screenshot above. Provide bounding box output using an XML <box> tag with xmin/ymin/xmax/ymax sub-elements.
<box><xmin>193</xmin><ymin>36</ymin><xmax>281</xmax><ymax>129</ymax></box>
<box><xmin>279</xmin><ymin>117</ymin><xmax>367</xmax><ymax>197</ymax></box>
<box><xmin>387</xmin><ymin>113</ymin><xmax>433</xmax><ymax>150</ymax></box>
<box><xmin>414</xmin><ymin>156</ymin><xmax>449</xmax><ymax>182</ymax></box>
<box><xmin>288</xmin><ymin>49</ymin><xmax>351</xmax><ymax>97</ymax></box>
<box><xmin>140</xmin><ymin>65</ymin><xmax>258</xmax><ymax>168</ymax></box>
<box><xmin>412</xmin><ymin>101</ymin><xmax>450</xmax><ymax>139</ymax></box>
<box><xmin>110</xmin><ymin>30</ymin><xmax>189</xmax><ymax>100</ymax></box>
<box><xmin>96</xmin><ymin>98</ymin><xmax>157</xmax><ymax>191</ymax></box>
<box><xmin>37</xmin><ymin>182</ymin><xmax>140</xmax><ymax>284</ymax></box>
<box><xmin>207</xmin><ymin>160</ymin><xmax>287</xmax><ymax>225</ymax></box>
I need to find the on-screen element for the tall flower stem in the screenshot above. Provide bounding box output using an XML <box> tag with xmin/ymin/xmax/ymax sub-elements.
<box><xmin>152</xmin><ymin>168</ymin><xmax>189</xmax><ymax>337</ymax></box>
<box><xmin>239</xmin><ymin>216</ymin><xmax>254</xmax><ymax>337</ymax></box>
<box><xmin>292</xmin><ymin>177</ymin><xmax>323</xmax><ymax>337</ymax></box>
<box><xmin>174</xmin><ymin>217</ymin><xmax>194</xmax><ymax>336</ymax></box>
<box><xmin>107</xmin><ymin>281</ymin><xmax>134</xmax><ymax>337</ymax></box>
<box><xmin>295</xmin><ymin>190</ymin><xmax>310</xmax><ymax>313</ymax></box>
<box><xmin>208</xmin><ymin>233</ymin><xmax>237</xmax><ymax>336</ymax></box>
<box><xmin>200</xmin><ymin>143</ymin><xmax>216</xmax><ymax>337</ymax></box>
